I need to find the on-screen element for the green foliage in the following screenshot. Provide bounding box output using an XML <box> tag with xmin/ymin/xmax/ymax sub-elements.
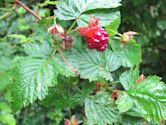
<box><xmin>106</xmin><ymin>17</ymin><xmax>121</xmax><ymax>36</ymax></box>
<box><xmin>121</xmin><ymin>0</ymin><xmax>166</xmax><ymax>81</ymax></box>
<box><xmin>11</xmin><ymin>41</ymin><xmax>74</xmax><ymax>111</ymax></box>
<box><xmin>0</xmin><ymin>103</ymin><xmax>16</xmax><ymax>125</ymax></box>
<box><xmin>129</xmin><ymin>76</ymin><xmax>166</xmax><ymax>122</ymax></box>
<box><xmin>77</xmin><ymin>10</ymin><xmax>120</xmax><ymax>27</ymax></box>
<box><xmin>85</xmin><ymin>92</ymin><xmax>120</xmax><ymax>125</ymax></box>
<box><xmin>69</xmin><ymin>49</ymin><xmax>121</xmax><ymax>82</ymax></box>
<box><xmin>0</xmin><ymin>0</ymin><xmax>166</xmax><ymax>124</ymax></box>
<box><xmin>55</xmin><ymin>0</ymin><xmax>121</xmax><ymax>26</ymax></box>
<box><xmin>119</xmin><ymin>67</ymin><xmax>139</xmax><ymax>90</ymax></box>
<box><xmin>118</xmin><ymin>68</ymin><xmax>166</xmax><ymax>123</ymax></box>
<box><xmin>111</xmin><ymin>39</ymin><xmax>142</xmax><ymax>67</ymax></box>
<box><xmin>116</xmin><ymin>93</ymin><xmax>134</xmax><ymax>113</ymax></box>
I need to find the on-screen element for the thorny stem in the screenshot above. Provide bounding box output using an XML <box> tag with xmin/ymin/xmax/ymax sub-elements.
<box><xmin>15</xmin><ymin>0</ymin><xmax>42</xmax><ymax>20</ymax></box>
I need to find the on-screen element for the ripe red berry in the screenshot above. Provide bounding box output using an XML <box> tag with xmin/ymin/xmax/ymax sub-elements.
<box><xmin>77</xmin><ymin>17</ymin><xmax>109</xmax><ymax>51</ymax></box>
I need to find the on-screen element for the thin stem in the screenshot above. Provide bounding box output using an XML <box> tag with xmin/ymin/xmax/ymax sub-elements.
<box><xmin>0</xmin><ymin>12</ymin><xmax>12</xmax><ymax>20</ymax></box>
<box><xmin>69</xmin><ymin>29</ymin><xmax>77</xmax><ymax>34</ymax></box>
<box><xmin>56</xmin><ymin>47</ymin><xmax>79</xmax><ymax>76</ymax></box>
<box><xmin>67</xmin><ymin>20</ymin><xmax>77</xmax><ymax>34</ymax></box>
<box><xmin>0</xmin><ymin>2</ymin><xmax>17</xmax><ymax>20</ymax></box>
<box><xmin>111</xmin><ymin>81</ymin><xmax>120</xmax><ymax>85</ymax></box>
<box><xmin>69</xmin><ymin>108</ymin><xmax>72</xmax><ymax>117</ymax></box>
<box><xmin>16</xmin><ymin>0</ymin><xmax>42</xmax><ymax>20</ymax></box>
<box><xmin>109</xmin><ymin>29</ymin><xmax>122</xmax><ymax>37</ymax></box>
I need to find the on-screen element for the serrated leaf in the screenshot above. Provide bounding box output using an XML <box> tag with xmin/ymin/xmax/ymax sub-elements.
<box><xmin>11</xmin><ymin>57</ymin><xmax>58</xmax><ymax>110</ymax></box>
<box><xmin>122</xmin><ymin>115</ymin><xmax>146</xmax><ymax>125</ymax></box>
<box><xmin>55</xmin><ymin>0</ymin><xmax>121</xmax><ymax>27</ymax></box>
<box><xmin>119</xmin><ymin>68</ymin><xmax>166</xmax><ymax>123</ymax></box>
<box><xmin>85</xmin><ymin>92</ymin><xmax>120</xmax><ymax>125</ymax></box>
<box><xmin>24</xmin><ymin>41</ymin><xmax>54</xmax><ymax>58</ymax></box>
<box><xmin>119</xmin><ymin>67</ymin><xmax>139</xmax><ymax>90</ymax></box>
<box><xmin>77</xmin><ymin>10</ymin><xmax>120</xmax><ymax>27</ymax></box>
<box><xmin>11</xmin><ymin>41</ymin><xmax>74</xmax><ymax>110</ymax></box>
<box><xmin>126</xmin><ymin>106</ymin><xmax>147</xmax><ymax>118</ymax></box>
<box><xmin>106</xmin><ymin>17</ymin><xmax>121</xmax><ymax>36</ymax></box>
<box><xmin>111</xmin><ymin>39</ymin><xmax>142</xmax><ymax>67</ymax></box>
<box><xmin>54</xmin><ymin>57</ymin><xmax>76</xmax><ymax>77</ymax></box>
<box><xmin>128</xmin><ymin>76</ymin><xmax>166</xmax><ymax>123</ymax></box>
<box><xmin>55</xmin><ymin>0</ymin><xmax>121</xmax><ymax>20</ymax></box>
<box><xmin>116</xmin><ymin>92</ymin><xmax>134</xmax><ymax>113</ymax></box>
<box><xmin>73</xmin><ymin>49</ymin><xmax>121</xmax><ymax>82</ymax></box>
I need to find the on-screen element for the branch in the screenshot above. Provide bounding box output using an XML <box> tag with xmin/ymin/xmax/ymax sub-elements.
<box><xmin>15</xmin><ymin>0</ymin><xmax>41</xmax><ymax>20</ymax></box>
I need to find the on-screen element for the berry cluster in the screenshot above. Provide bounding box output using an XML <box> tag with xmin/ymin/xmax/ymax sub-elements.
<box><xmin>86</xmin><ymin>27</ymin><xmax>108</xmax><ymax>51</ymax></box>
<box><xmin>77</xmin><ymin>17</ymin><xmax>109</xmax><ymax>51</ymax></box>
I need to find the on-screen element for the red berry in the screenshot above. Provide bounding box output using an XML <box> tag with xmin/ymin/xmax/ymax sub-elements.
<box><xmin>86</xmin><ymin>27</ymin><xmax>108</xmax><ymax>51</ymax></box>
<box><xmin>77</xmin><ymin>17</ymin><xmax>109</xmax><ymax>52</ymax></box>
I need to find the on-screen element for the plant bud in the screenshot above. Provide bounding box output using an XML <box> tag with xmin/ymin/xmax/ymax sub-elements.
<box><xmin>136</xmin><ymin>74</ymin><xmax>145</xmax><ymax>84</ymax></box>
<box><xmin>121</xmin><ymin>31</ymin><xmax>138</xmax><ymax>44</ymax></box>
<box><xmin>64</xmin><ymin>116</ymin><xmax>81</xmax><ymax>125</ymax></box>
<box><xmin>121</xmin><ymin>33</ymin><xmax>130</xmax><ymax>44</ymax></box>
<box><xmin>48</xmin><ymin>24</ymin><xmax>64</xmax><ymax>34</ymax></box>
<box><xmin>55</xmin><ymin>24</ymin><xmax>65</xmax><ymax>34</ymax></box>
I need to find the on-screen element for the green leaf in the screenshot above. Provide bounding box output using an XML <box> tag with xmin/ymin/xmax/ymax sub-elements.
<box><xmin>128</xmin><ymin>76</ymin><xmax>166</xmax><ymax>123</ymax></box>
<box><xmin>0</xmin><ymin>102</ymin><xmax>16</xmax><ymax>125</ymax></box>
<box><xmin>106</xmin><ymin>17</ymin><xmax>121</xmax><ymax>36</ymax></box>
<box><xmin>122</xmin><ymin>115</ymin><xmax>147</xmax><ymax>125</ymax></box>
<box><xmin>0</xmin><ymin>71</ymin><xmax>11</xmax><ymax>92</ymax></box>
<box><xmin>42</xmin><ymin>78</ymin><xmax>93</xmax><ymax>109</ymax></box>
<box><xmin>11</xmin><ymin>57</ymin><xmax>58</xmax><ymax>110</ymax></box>
<box><xmin>119</xmin><ymin>67</ymin><xmax>139</xmax><ymax>90</ymax></box>
<box><xmin>24</xmin><ymin>41</ymin><xmax>53</xmax><ymax>59</ymax></box>
<box><xmin>111</xmin><ymin>39</ymin><xmax>142</xmax><ymax>67</ymax></box>
<box><xmin>157</xmin><ymin>20</ymin><xmax>166</xmax><ymax>30</ymax></box>
<box><xmin>72</xmin><ymin>49</ymin><xmax>121</xmax><ymax>82</ymax></box>
<box><xmin>54</xmin><ymin>53</ymin><xmax>76</xmax><ymax>77</ymax></box>
<box><xmin>85</xmin><ymin>92</ymin><xmax>120</xmax><ymax>125</ymax></box>
<box><xmin>8</xmin><ymin>34</ymin><xmax>28</xmax><ymax>43</ymax></box>
<box><xmin>55</xmin><ymin>0</ymin><xmax>121</xmax><ymax>20</ymax></box>
<box><xmin>116</xmin><ymin>92</ymin><xmax>134</xmax><ymax>113</ymax></box>
<box><xmin>11</xmin><ymin>41</ymin><xmax>74</xmax><ymax>110</ymax></box>
<box><xmin>126</xmin><ymin>106</ymin><xmax>147</xmax><ymax>118</ymax></box>
<box><xmin>55</xmin><ymin>0</ymin><xmax>121</xmax><ymax>27</ymax></box>
<box><xmin>119</xmin><ymin>68</ymin><xmax>166</xmax><ymax>123</ymax></box>
<box><xmin>0</xmin><ymin>42</ymin><xmax>15</xmax><ymax>72</ymax></box>
<box><xmin>77</xmin><ymin>10</ymin><xmax>120</xmax><ymax>27</ymax></box>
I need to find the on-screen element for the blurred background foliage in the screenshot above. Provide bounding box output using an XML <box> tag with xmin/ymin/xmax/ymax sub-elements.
<box><xmin>120</xmin><ymin>0</ymin><xmax>166</xmax><ymax>81</ymax></box>
<box><xmin>0</xmin><ymin>0</ymin><xmax>166</xmax><ymax>124</ymax></box>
